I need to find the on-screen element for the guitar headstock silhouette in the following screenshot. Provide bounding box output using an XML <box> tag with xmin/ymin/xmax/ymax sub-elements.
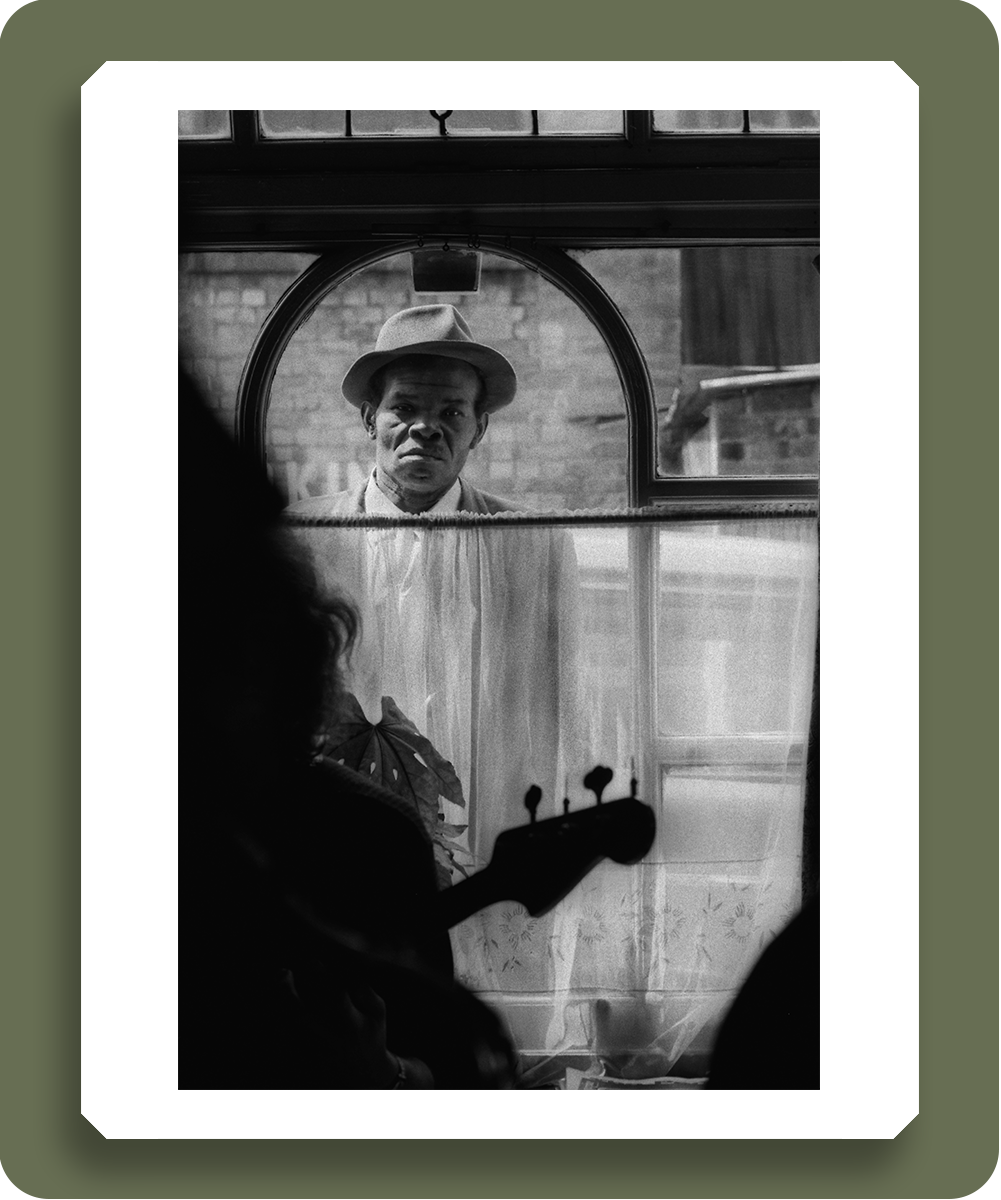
<box><xmin>433</xmin><ymin>767</ymin><xmax>656</xmax><ymax>930</ymax></box>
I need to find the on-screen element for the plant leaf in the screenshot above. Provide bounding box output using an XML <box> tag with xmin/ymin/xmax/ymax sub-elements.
<box><xmin>320</xmin><ymin>692</ymin><xmax>470</xmax><ymax>888</ymax></box>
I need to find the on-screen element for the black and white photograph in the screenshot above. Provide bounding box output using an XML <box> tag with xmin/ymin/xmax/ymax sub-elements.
<box><xmin>177</xmin><ymin>105</ymin><xmax>821</xmax><ymax>1094</ymax></box>
<box><xmin>77</xmin><ymin>52</ymin><xmax>920</xmax><ymax>1148</ymax></box>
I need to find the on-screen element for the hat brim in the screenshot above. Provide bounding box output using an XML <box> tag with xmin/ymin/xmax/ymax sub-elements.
<box><xmin>341</xmin><ymin>341</ymin><xmax>517</xmax><ymax>413</ymax></box>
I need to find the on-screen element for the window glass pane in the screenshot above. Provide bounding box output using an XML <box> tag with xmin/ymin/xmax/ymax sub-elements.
<box><xmin>178</xmin><ymin>251</ymin><xmax>320</xmax><ymax>429</ymax></box>
<box><xmin>351</xmin><ymin>110</ymin><xmax>440</xmax><ymax>135</ymax></box>
<box><xmin>349</xmin><ymin>110</ymin><xmax>623</xmax><ymax>136</ymax></box>
<box><xmin>537</xmin><ymin>110</ymin><xmax>623</xmax><ymax>134</ymax></box>
<box><xmin>653</xmin><ymin>111</ymin><xmax>821</xmax><ymax>133</ymax></box>
<box><xmin>656</xmin><ymin>521</ymin><xmax>819</xmax><ymax>738</ymax></box>
<box><xmin>446</xmin><ymin>110</ymin><xmax>533</xmax><ymax>134</ymax></box>
<box><xmin>352</xmin><ymin>110</ymin><xmax>533</xmax><ymax>136</ymax></box>
<box><xmin>568</xmin><ymin>247</ymin><xmax>820</xmax><ymax>478</ymax></box>
<box><xmin>266</xmin><ymin>251</ymin><xmax>628</xmax><ymax>511</ymax></box>
<box><xmin>653</xmin><ymin>110</ymin><xmax>744</xmax><ymax>132</ymax></box>
<box><xmin>260</xmin><ymin>110</ymin><xmax>346</xmax><ymax>138</ymax></box>
<box><xmin>178</xmin><ymin>110</ymin><xmax>231</xmax><ymax>140</ymax></box>
<box><xmin>750</xmin><ymin>109</ymin><xmax>820</xmax><ymax>132</ymax></box>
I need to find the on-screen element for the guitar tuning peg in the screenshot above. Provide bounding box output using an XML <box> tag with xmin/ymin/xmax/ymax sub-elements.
<box><xmin>524</xmin><ymin>784</ymin><xmax>542</xmax><ymax>824</ymax></box>
<box><xmin>583</xmin><ymin>765</ymin><xmax>614</xmax><ymax>805</ymax></box>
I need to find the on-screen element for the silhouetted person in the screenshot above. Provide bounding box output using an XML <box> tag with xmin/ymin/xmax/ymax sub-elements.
<box><xmin>708</xmin><ymin>896</ymin><xmax>820</xmax><ymax>1089</ymax></box>
<box><xmin>179</xmin><ymin>369</ymin><xmax>514</xmax><ymax>1088</ymax></box>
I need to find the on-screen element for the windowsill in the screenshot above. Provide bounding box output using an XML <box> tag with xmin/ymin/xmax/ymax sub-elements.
<box><xmin>516</xmin><ymin>1049</ymin><xmax>713</xmax><ymax>1090</ymax></box>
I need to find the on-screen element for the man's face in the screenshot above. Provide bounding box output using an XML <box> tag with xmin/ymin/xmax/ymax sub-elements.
<box><xmin>362</xmin><ymin>358</ymin><xmax>488</xmax><ymax>500</ymax></box>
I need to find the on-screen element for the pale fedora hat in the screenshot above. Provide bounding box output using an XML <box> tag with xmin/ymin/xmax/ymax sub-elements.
<box><xmin>341</xmin><ymin>304</ymin><xmax>517</xmax><ymax>413</ymax></box>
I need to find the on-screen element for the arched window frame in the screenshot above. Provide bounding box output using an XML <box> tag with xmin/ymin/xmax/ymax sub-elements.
<box><xmin>183</xmin><ymin>108</ymin><xmax>819</xmax><ymax>510</ymax></box>
<box><xmin>235</xmin><ymin>239</ymin><xmax>662</xmax><ymax>501</ymax></box>
<box><xmin>234</xmin><ymin>240</ymin><xmax>819</xmax><ymax>512</ymax></box>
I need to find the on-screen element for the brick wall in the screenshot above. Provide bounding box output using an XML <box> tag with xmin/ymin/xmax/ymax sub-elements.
<box><xmin>179</xmin><ymin>250</ymin><xmax>317</xmax><ymax>424</ymax></box>
<box><xmin>715</xmin><ymin>382</ymin><xmax>820</xmax><ymax>475</ymax></box>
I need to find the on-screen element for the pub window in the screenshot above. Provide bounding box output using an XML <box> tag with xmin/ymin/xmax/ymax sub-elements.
<box><xmin>180</xmin><ymin>108</ymin><xmax>820</xmax><ymax>1089</ymax></box>
<box><xmin>180</xmin><ymin>110</ymin><xmax>819</xmax><ymax>1087</ymax></box>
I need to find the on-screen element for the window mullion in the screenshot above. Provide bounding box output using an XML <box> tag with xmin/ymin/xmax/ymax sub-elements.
<box><xmin>230</xmin><ymin>110</ymin><xmax>259</xmax><ymax>145</ymax></box>
<box><xmin>629</xmin><ymin>523</ymin><xmax>659</xmax><ymax>805</ymax></box>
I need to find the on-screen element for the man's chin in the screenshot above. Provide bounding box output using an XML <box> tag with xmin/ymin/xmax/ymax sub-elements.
<box><xmin>395</xmin><ymin>462</ymin><xmax>451</xmax><ymax>488</ymax></box>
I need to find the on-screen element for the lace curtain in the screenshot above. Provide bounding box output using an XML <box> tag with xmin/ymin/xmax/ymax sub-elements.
<box><xmin>291</xmin><ymin>514</ymin><xmax>818</xmax><ymax>1083</ymax></box>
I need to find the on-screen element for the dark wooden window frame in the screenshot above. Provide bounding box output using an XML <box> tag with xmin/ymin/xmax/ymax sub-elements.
<box><xmin>180</xmin><ymin>111</ymin><xmax>820</xmax><ymax>901</ymax></box>
<box><xmin>181</xmin><ymin>107</ymin><xmax>819</xmax><ymax>506</ymax></box>
<box><xmin>180</xmin><ymin>110</ymin><xmax>819</xmax><ymax>248</ymax></box>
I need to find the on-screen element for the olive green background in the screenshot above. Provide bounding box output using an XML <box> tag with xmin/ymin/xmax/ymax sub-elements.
<box><xmin>0</xmin><ymin>0</ymin><xmax>995</xmax><ymax>1195</ymax></box>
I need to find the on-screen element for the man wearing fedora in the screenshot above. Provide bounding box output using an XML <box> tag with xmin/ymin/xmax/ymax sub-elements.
<box><xmin>285</xmin><ymin>303</ymin><xmax>587</xmax><ymax>904</ymax></box>
<box><xmin>287</xmin><ymin>304</ymin><xmax>523</xmax><ymax>519</ymax></box>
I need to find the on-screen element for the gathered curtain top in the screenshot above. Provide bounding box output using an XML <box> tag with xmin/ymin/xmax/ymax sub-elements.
<box><xmin>283</xmin><ymin>499</ymin><xmax>819</xmax><ymax>529</ymax></box>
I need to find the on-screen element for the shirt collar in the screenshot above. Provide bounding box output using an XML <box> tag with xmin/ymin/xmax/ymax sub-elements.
<box><xmin>364</xmin><ymin>471</ymin><xmax>462</xmax><ymax>516</ymax></box>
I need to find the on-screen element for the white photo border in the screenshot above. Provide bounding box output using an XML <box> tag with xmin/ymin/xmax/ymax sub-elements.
<box><xmin>81</xmin><ymin>60</ymin><xmax>918</xmax><ymax>1139</ymax></box>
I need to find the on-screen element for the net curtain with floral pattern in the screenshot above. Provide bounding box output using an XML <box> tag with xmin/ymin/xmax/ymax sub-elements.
<box><xmin>291</xmin><ymin>513</ymin><xmax>818</xmax><ymax>1081</ymax></box>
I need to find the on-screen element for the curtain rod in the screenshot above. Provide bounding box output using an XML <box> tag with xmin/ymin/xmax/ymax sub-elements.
<box><xmin>283</xmin><ymin>500</ymin><xmax>819</xmax><ymax>529</ymax></box>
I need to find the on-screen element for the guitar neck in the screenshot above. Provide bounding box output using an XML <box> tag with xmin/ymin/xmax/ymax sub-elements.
<box><xmin>431</xmin><ymin>796</ymin><xmax>656</xmax><ymax>930</ymax></box>
<box><xmin>432</xmin><ymin>865</ymin><xmax>507</xmax><ymax>931</ymax></box>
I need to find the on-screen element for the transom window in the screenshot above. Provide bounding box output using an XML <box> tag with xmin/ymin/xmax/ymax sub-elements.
<box><xmin>178</xmin><ymin>109</ymin><xmax>820</xmax><ymax>141</ymax></box>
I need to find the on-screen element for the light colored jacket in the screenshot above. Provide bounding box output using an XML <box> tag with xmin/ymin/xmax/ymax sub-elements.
<box><xmin>285</xmin><ymin>476</ymin><xmax>525</xmax><ymax>518</ymax></box>
<box><xmin>283</xmin><ymin>471</ymin><xmax>584</xmax><ymax>857</ymax></box>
